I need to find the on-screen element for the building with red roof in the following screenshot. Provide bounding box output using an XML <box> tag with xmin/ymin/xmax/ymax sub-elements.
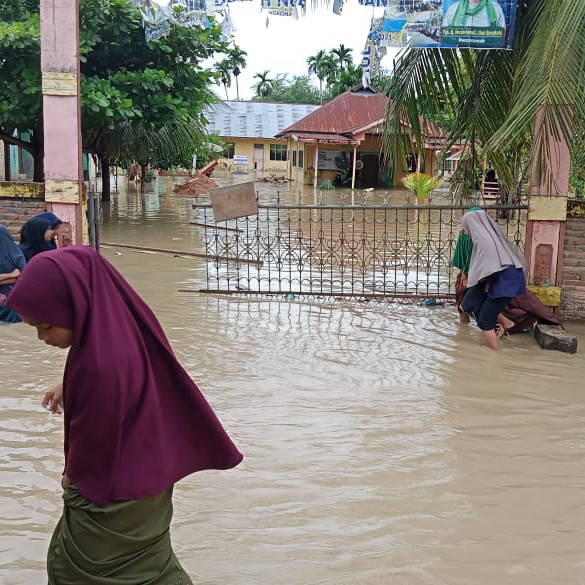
<box><xmin>276</xmin><ymin>86</ymin><xmax>445</xmax><ymax>189</ymax></box>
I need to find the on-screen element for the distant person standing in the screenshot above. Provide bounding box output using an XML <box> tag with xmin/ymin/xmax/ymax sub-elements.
<box><xmin>442</xmin><ymin>0</ymin><xmax>505</xmax><ymax>28</ymax></box>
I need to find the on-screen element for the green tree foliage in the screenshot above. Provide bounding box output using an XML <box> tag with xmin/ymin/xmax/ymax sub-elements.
<box><xmin>0</xmin><ymin>0</ymin><xmax>43</xmax><ymax>179</ymax></box>
<box><xmin>0</xmin><ymin>0</ymin><xmax>231</xmax><ymax>190</ymax></box>
<box><xmin>214</xmin><ymin>58</ymin><xmax>232</xmax><ymax>100</ymax></box>
<box><xmin>252</xmin><ymin>46</ymin><xmax>363</xmax><ymax>105</ymax></box>
<box><xmin>251</xmin><ymin>74</ymin><xmax>320</xmax><ymax>104</ymax></box>
<box><xmin>307</xmin><ymin>49</ymin><xmax>331</xmax><ymax>104</ymax></box>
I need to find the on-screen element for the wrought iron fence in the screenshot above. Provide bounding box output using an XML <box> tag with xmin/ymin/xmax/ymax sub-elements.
<box><xmin>192</xmin><ymin>197</ymin><xmax>528</xmax><ymax>301</ymax></box>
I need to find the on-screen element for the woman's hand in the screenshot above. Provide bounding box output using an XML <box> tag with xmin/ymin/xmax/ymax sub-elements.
<box><xmin>42</xmin><ymin>383</ymin><xmax>63</xmax><ymax>414</ymax></box>
<box><xmin>61</xmin><ymin>474</ymin><xmax>71</xmax><ymax>489</ymax></box>
<box><xmin>0</xmin><ymin>268</ymin><xmax>20</xmax><ymax>285</ymax></box>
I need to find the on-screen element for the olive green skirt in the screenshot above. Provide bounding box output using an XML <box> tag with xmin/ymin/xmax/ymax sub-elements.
<box><xmin>47</xmin><ymin>485</ymin><xmax>193</xmax><ymax>585</ymax></box>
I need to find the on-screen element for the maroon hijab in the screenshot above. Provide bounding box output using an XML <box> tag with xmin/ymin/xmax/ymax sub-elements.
<box><xmin>7</xmin><ymin>246</ymin><xmax>242</xmax><ymax>506</ymax></box>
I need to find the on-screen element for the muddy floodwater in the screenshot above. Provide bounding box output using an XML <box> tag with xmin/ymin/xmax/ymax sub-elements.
<box><xmin>1</xmin><ymin>177</ymin><xmax>585</xmax><ymax>585</ymax></box>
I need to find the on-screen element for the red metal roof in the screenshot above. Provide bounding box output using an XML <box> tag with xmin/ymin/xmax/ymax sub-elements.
<box><xmin>277</xmin><ymin>88</ymin><xmax>389</xmax><ymax>138</ymax></box>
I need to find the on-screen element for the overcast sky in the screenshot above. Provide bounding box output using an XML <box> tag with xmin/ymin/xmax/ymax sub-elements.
<box><xmin>215</xmin><ymin>2</ymin><xmax>400</xmax><ymax>101</ymax></box>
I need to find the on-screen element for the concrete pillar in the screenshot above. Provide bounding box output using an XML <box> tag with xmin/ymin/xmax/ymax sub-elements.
<box><xmin>40</xmin><ymin>0</ymin><xmax>84</xmax><ymax>245</ymax></box>
<box><xmin>351</xmin><ymin>146</ymin><xmax>357</xmax><ymax>190</ymax></box>
<box><xmin>524</xmin><ymin>109</ymin><xmax>570</xmax><ymax>307</ymax></box>
<box><xmin>313</xmin><ymin>146</ymin><xmax>319</xmax><ymax>191</ymax></box>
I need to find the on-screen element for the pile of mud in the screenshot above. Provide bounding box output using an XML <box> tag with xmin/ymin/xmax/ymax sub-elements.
<box><xmin>173</xmin><ymin>173</ymin><xmax>218</xmax><ymax>196</ymax></box>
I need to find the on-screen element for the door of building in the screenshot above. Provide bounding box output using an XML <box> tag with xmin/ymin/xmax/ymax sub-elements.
<box><xmin>253</xmin><ymin>144</ymin><xmax>264</xmax><ymax>171</ymax></box>
<box><xmin>360</xmin><ymin>153</ymin><xmax>380</xmax><ymax>188</ymax></box>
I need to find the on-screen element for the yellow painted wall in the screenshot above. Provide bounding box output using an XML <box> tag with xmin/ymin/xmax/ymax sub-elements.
<box><xmin>0</xmin><ymin>181</ymin><xmax>44</xmax><ymax>198</ymax></box>
<box><xmin>214</xmin><ymin>137</ymin><xmax>289</xmax><ymax>174</ymax></box>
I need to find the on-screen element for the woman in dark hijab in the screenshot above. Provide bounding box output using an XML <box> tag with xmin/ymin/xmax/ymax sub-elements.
<box><xmin>0</xmin><ymin>225</ymin><xmax>26</xmax><ymax>323</ymax></box>
<box><xmin>34</xmin><ymin>212</ymin><xmax>63</xmax><ymax>249</ymax></box>
<box><xmin>6</xmin><ymin>246</ymin><xmax>243</xmax><ymax>584</ymax></box>
<box><xmin>19</xmin><ymin>217</ymin><xmax>55</xmax><ymax>261</ymax></box>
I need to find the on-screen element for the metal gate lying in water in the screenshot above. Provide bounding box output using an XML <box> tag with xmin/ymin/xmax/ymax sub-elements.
<box><xmin>192</xmin><ymin>198</ymin><xmax>528</xmax><ymax>301</ymax></box>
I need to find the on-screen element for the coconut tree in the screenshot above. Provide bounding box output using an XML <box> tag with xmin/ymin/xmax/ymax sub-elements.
<box><xmin>331</xmin><ymin>44</ymin><xmax>353</xmax><ymax>68</ymax></box>
<box><xmin>228</xmin><ymin>47</ymin><xmax>247</xmax><ymax>101</ymax></box>
<box><xmin>253</xmin><ymin>70</ymin><xmax>273</xmax><ymax>98</ymax></box>
<box><xmin>321</xmin><ymin>53</ymin><xmax>339</xmax><ymax>95</ymax></box>
<box><xmin>214</xmin><ymin>59</ymin><xmax>232</xmax><ymax>100</ymax></box>
<box><xmin>307</xmin><ymin>50</ymin><xmax>330</xmax><ymax>104</ymax></box>
<box><xmin>382</xmin><ymin>0</ymin><xmax>585</xmax><ymax>203</ymax></box>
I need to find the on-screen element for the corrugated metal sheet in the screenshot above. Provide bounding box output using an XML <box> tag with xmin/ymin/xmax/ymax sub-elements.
<box><xmin>278</xmin><ymin>88</ymin><xmax>390</xmax><ymax>137</ymax></box>
<box><xmin>203</xmin><ymin>101</ymin><xmax>320</xmax><ymax>140</ymax></box>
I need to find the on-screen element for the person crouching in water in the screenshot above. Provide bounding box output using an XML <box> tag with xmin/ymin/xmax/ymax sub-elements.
<box><xmin>6</xmin><ymin>246</ymin><xmax>243</xmax><ymax>584</ymax></box>
<box><xmin>459</xmin><ymin>209</ymin><xmax>526</xmax><ymax>350</ymax></box>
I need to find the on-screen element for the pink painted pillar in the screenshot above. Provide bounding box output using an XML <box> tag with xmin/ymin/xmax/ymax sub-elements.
<box><xmin>40</xmin><ymin>0</ymin><xmax>84</xmax><ymax>245</ymax></box>
<box><xmin>524</xmin><ymin>110</ymin><xmax>570</xmax><ymax>288</ymax></box>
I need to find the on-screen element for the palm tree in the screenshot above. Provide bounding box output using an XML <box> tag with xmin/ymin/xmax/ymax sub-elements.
<box><xmin>253</xmin><ymin>70</ymin><xmax>273</xmax><ymax>98</ymax></box>
<box><xmin>330</xmin><ymin>62</ymin><xmax>363</xmax><ymax>97</ymax></box>
<box><xmin>382</xmin><ymin>0</ymin><xmax>585</xmax><ymax>203</ymax></box>
<box><xmin>228</xmin><ymin>47</ymin><xmax>247</xmax><ymax>101</ymax></box>
<box><xmin>307</xmin><ymin>50</ymin><xmax>331</xmax><ymax>104</ymax></box>
<box><xmin>321</xmin><ymin>53</ymin><xmax>338</xmax><ymax>94</ymax></box>
<box><xmin>214</xmin><ymin>59</ymin><xmax>232</xmax><ymax>100</ymax></box>
<box><xmin>331</xmin><ymin>44</ymin><xmax>353</xmax><ymax>68</ymax></box>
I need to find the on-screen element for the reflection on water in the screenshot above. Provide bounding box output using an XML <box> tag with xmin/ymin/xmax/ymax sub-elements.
<box><xmin>1</xmin><ymin>177</ymin><xmax>584</xmax><ymax>585</ymax></box>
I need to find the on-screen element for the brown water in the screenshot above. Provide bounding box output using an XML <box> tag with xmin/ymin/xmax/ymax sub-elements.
<box><xmin>1</xmin><ymin>178</ymin><xmax>584</xmax><ymax>585</ymax></box>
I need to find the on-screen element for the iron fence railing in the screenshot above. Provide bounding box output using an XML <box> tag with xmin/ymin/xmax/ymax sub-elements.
<box><xmin>192</xmin><ymin>200</ymin><xmax>528</xmax><ymax>301</ymax></box>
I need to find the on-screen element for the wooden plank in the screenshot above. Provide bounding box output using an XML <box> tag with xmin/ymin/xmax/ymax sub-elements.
<box><xmin>189</xmin><ymin>221</ymin><xmax>243</xmax><ymax>233</ymax></box>
<box><xmin>101</xmin><ymin>242</ymin><xmax>262</xmax><ymax>266</ymax></box>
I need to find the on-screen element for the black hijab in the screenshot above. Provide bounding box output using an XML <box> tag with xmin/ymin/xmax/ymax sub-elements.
<box><xmin>19</xmin><ymin>217</ymin><xmax>54</xmax><ymax>262</ymax></box>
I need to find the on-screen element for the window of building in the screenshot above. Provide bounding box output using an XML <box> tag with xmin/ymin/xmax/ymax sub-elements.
<box><xmin>254</xmin><ymin>143</ymin><xmax>264</xmax><ymax>150</ymax></box>
<box><xmin>223</xmin><ymin>142</ymin><xmax>235</xmax><ymax>159</ymax></box>
<box><xmin>269</xmin><ymin>144</ymin><xmax>287</xmax><ymax>161</ymax></box>
<box><xmin>292</xmin><ymin>151</ymin><xmax>297</xmax><ymax>167</ymax></box>
<box><xmin>298</xmin><ymin>149</ymin><xmax>304</xmax><ymax>168</ymax></box>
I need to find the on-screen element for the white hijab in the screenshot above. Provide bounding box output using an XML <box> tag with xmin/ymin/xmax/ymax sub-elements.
<box><xmin>461</xmin><ymin>210</ymin><xmax>526</xmax><ymax>288</ymax></box>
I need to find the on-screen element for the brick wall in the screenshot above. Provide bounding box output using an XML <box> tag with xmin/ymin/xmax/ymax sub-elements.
<box><xmin>561</xmin><ymin>211</ymin><xmax>585</xmax><ymax>318</ymax></box>
<box><xmin>0</xmin><ymin>198</ymin><xmax>47</xmax><ymax>241</ymax></box>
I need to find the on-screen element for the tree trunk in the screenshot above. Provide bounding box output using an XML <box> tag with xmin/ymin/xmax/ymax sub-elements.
<box><xmin>101</xmin><ymin>156</ymin><xmax>111</xmax><ymax>202</ymax></box>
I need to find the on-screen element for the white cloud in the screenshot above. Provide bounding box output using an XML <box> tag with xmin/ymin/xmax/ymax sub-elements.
<box><xmin>215</xmin><ymin>1</ymin><xmax>399</xmax><ymax>100</ymax></box>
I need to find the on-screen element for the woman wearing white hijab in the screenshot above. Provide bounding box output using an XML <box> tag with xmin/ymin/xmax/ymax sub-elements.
<box><xmin>460</xmin><ymin>209</ymin><xmax>526</xmax><ymax>350</ymax></box>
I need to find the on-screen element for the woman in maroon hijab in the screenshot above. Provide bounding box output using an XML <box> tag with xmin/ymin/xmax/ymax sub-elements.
<box><xmin>6</xmin><ymin>246</ymin><xmax>243</xmax><ymax>585</ymax></box>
